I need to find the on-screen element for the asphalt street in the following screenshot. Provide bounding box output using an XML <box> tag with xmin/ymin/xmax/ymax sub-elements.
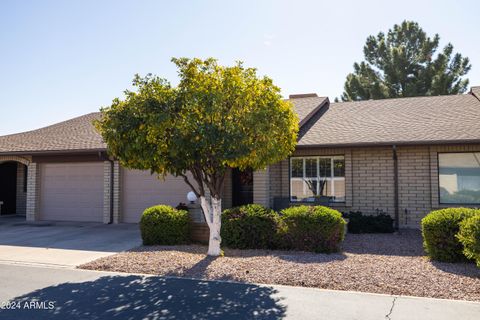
<box><xmin>0</xmin><ymin>264</ymin><xmax>478</xmax><ymax>320</ymax></box>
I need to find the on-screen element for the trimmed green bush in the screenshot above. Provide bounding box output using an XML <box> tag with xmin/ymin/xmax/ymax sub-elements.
<box><xmin>221</xmin><ymin>204</ymin><xmax>279</xmax><ymax>249</ymax></box>
<box><xmin>279</xmin><ymin>205</ymin><xmax>346</xmax><ymax>253</ymax></box>
<box><xmin>421</xmin><ymin>208</ymin><xmax>478</xmax><ymax>262</ymax></box>
<box><xmin>457</xmin><ymin>214</ymin><xmax>480</xmax><ymax>267</ymax></box>
<box><xmin>343</xmin><ymin>211</ymin><xmax>394</xmax><ymax>233</ymax></box>
<box><xmin>140</xmin><ymin>205</ymin><xmax>190</xmax><ymax>245</ymax></box>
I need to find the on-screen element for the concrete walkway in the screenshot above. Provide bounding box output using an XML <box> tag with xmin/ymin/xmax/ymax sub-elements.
<box><xmin>0</xmin><ymin>216</ymin><xmax>141</xmax><ymax>267</ymax></box>
<box><xmin>0</xmin><ymin>264</ymin><xmax>478</xmax><ymax>320</ymax></box>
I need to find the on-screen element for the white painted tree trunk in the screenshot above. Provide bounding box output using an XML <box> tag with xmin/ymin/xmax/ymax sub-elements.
<box><xmin>199</xmin><ymin>195</ymin><xmax>222</xmax><ymax>256</ymax></box>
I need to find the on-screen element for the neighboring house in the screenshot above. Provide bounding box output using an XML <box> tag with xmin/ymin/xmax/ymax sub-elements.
<box><xmin>1</xmin><ymin>87</ymin><xmax>479</xmax><ymax>228</ymax></box>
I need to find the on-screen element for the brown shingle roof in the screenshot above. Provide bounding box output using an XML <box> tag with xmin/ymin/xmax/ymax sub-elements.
<box><xmin>0</xmin><ymin>99</ymin><xmax>328</xmax><ymax>155</ymax></box>
<box><xmin>1</xmin><ymin>91</ymin><xmax>480</xmax><ymax>154</ymax></box>
<box><xmin>297</xmin><ymin>93</ymin><xmax>480</xmax><ymax>147</ymax></box>
<box><xmin>0</xmin><ymin>113</ymin><xmax>106</xmax><ymax>154</ymax></box>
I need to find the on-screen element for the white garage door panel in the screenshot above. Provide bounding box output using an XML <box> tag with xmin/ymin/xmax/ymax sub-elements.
<box><xmin>40</xmin><ymin>163</ymin><xmax>104</xmax><ymax>222</ymax></box>
<box><xmin>123</xmin><ymin>170</ymin><xmax>192</xmax><ymax>223</ymax></box>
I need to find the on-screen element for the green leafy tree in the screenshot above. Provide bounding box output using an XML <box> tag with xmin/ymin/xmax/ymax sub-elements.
<box><xmin>341</xmin><ymin>20</ymin><xmax>471</xmax><ymax>101</ymax></box>
<box><xmin>96</xmin><ymin>58</ymin><xmax>298</xmax><ymax>256</ymax></box>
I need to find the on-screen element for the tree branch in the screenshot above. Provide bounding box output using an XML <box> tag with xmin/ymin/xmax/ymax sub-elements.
<box><xmin>179</xmin><ymin>173</ymin><xmax>200</xmax><ymax>197</ymax></box>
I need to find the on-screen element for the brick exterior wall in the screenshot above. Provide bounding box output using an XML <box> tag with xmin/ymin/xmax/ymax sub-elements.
<box><xmin>351</xmin><ymin>147</ymin><xmax>394</xmax><ymax>215</ymax></box>
<box><xmin>258</xmin><ymin>144</ymin><xmax>480</xmax><ymax>228</ymax></box>
<box><xmin>26</xmin><ymin>162</ymin><xmax>39</xmax><ymax>221</ymax></box>
<box><xmin>103</xmin><ymin>161</ymin><xmax>113</xmax><ymax>224</ymax></box>
<box><xmin>253</xmin><ymin>167</ymin><xmax>270</xmax><ymax>207</ymax></box>
<box><xmin>113</xmin><ymin>161</ymin><xmax>121</xmax><ymax>223</ymax></box>
<box><xmin>15</xmin><ymin>164</ymin><xmax>27</xmax><ymax>215</ymax></box>
<box><xmin>397</xmin><ymin>146</ymin><xmax>431</xmax><ymax>228</ymax></box>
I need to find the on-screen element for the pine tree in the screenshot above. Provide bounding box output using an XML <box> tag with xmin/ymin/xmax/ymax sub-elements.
<box><xmin>341</xmin><ymin>21</ymin><xmax>471</xmax><ymax>101</ymax></box>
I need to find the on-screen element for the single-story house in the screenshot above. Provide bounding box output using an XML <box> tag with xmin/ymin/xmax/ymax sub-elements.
<box><xmin>1</xmin><ymin>87</ymin><xmax>479</xmax><ymax>228</ymax></box>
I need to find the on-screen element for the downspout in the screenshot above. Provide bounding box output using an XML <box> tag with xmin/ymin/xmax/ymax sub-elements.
<box><xmin>392</xmin><ymin>145</ymin><xmax>399</xmax><ymax>230</ymax></box>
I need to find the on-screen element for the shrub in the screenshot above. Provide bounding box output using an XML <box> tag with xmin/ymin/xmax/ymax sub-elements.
<box><xmin>221</xmin><ymin>204</ymin><xmax>279</xmax><ymax>249</ymax></box>
<box><xmin>457</xmin><ymin>214</ymin><xmax>480</xmax><ymax>267</ymax></box>
<box><xmin>344</xmin><ymin>211</ymin><xmax>394</xmax><ymax>233</ymax></box>
<box><xmin>140</xmin><ymin>205</ymin><xmax>190</xmax><ymax>245</ymax></box>
<box><xmin>279</xmin><ymin>205</ymin><xmax>346</xmax><ymax>253</ymax></box>
<box><xmin>421</xmin><ymin>208</ymin><xmax>478</xmax><ymax>262</ymax></box>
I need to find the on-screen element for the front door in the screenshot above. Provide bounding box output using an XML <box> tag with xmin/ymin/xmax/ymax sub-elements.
<box><xmin>232</xmin><ymin>168</ymin><xmax>253</xmax><ymax>207</ymax></box>
<box><xmin>0</xmin><ymin>162</ymin><xmax>17</xmax><ymax>215</ymax></box>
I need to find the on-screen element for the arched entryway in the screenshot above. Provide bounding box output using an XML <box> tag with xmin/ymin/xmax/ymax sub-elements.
<box><xmin>0</xmin><ymin>157</ymin><xmax>29</xmax><ymax>216</ymax></box>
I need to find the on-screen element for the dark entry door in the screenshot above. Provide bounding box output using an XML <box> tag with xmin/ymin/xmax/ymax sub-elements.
<box><xmin>0</xmin><ymin>162</ymin><xmax>17</xmax><ymax>215</ymax></box>
<box><xmin>232</xmin><ymin>168</ymin><xmax>253</xmax><ymax>207</ymax></box>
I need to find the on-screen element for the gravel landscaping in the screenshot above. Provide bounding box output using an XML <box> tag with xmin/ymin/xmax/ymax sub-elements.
<box><xmin>79</xmin><ymin>230</ymin><xmax>480</xmax><ymax>301</ymax></box>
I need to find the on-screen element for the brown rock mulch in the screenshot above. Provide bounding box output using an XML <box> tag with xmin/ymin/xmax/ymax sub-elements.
<box><xmin>79</xmin><ymin>230</ymin><xmax>480</xmax><ymax>301</ymax></box>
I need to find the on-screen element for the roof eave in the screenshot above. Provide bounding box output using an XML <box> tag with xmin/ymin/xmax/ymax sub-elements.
<box><xmin>0</xmin><ymin>148</ymin><xmax>108</xmax><ymax>156</ymax></box>
<box><xmin>296</xmin><ymin>139</ymin><xmax>480</xmax><ymax>149</ymax></box>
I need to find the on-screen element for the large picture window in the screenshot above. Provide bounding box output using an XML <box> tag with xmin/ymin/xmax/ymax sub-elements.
<box><xmin>290</xmin><ymin>156</ymin><xmax>345</xmax><ymax>202</ymax></box>
<box><xmin>439</xmin><ymin>152</ymin><xmax>480</xmax><ymax>204</ymax></box>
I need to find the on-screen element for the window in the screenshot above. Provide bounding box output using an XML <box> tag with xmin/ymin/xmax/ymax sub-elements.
<box><xmin>439</xmin><ymin>152</ymin><xmax>480</xmax><ymax>204</ymax></box>
<box><xmin>290</xmin><ymin>156</ymin><xmax>345</xmax><ymax>202</ymax></box>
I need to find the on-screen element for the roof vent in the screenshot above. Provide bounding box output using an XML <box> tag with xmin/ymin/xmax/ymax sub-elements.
<box><xmin>289</xmin><ymin>93</ymin><xmax>318</xmax><ymax>99</ymax></box>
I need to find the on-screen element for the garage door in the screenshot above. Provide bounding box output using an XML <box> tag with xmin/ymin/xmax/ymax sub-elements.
<box><xmin>39</xmin><ymin>162</ymin><xmax>104</xmax><ymax>222</ymax></box>
<box><xmin>122</xmin><ymin>170</ymin><xmax>192</xmax><ymax>223</ymax></box>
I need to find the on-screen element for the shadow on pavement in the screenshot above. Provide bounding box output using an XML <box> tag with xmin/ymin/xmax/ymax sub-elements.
<box><xmin>0</xmin><ymin>275</ymin><xmax>286</xmax><ymax>319</ymax></box>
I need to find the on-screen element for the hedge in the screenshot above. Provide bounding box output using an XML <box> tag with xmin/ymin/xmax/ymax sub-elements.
<box><xmin>421</xmin><ymin>208</ymin><xmax>478</xmax><ymax>262</ymax></box>
<box><xmin>457</xmin><ymin>214</ymin><xmax>480</xmax><ymax>267</ymax></box>
<box><xmin>140</xmin><ymin>205</ymin><xmax>190</xmax><ymax>245</ymax></box>
<box><xmin>221</xmin><ymin>204</ymin><xmax>279</xmax><ymax>249</ymax></box>
<box><xmin>279</xmin><ymin>205</ymin><xmax>346</xmax><ymax>253</ymax></box>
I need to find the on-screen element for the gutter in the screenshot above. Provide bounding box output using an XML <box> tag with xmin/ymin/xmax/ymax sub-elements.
<box><xmin>295</xmin><ymin>139</ymin><xmax>480</xmax><ymax>149</ymax></box>
<box><xmin>392</xmin><ymin>145</ymin><xmax>399</xmax><ymax>230</ymax></box>
<box><xmin>0</xmin><ymin>148</ymin><xmax>107</xmax><ymax>156</ymax></box>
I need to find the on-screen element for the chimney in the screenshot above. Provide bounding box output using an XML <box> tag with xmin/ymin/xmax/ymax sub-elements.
<box><xmin>288</xmin><ymin>93</ymin><xmax>318</xmax><ymax>99</ymax></box>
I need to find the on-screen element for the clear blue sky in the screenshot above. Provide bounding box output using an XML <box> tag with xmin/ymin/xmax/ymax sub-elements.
<box><xmin>1</xmin><ymin>0</ymin><xmax>478</xmax><ymax>135</ymax></box>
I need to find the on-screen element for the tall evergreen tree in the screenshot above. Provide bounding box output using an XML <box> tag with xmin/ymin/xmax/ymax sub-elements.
<box><xmin>341</xmin><ymin>21</ymin><xmax>471</xmax><ymax>101</ymax></box>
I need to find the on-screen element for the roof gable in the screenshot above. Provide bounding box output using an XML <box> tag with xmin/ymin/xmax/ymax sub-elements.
<box><xmin>288</xmin><ymin>96</ymin><xmax>329</xmax><ymax>127</ymax></box>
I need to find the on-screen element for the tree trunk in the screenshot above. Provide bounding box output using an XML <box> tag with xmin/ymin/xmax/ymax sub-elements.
<box><xmin>199</xmin><ymin>195</ymin><xmax>222</xmax><ymax>256</ymax></box>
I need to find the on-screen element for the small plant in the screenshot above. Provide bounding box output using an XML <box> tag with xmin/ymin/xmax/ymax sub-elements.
<box><xmin>457</xmin><ymin>214</ymin><xmax>480</xmax><ymax>267</ymax></box>
<box><xmin>279</xmin><ymin>205</ymin><xmax>346</xmax><ymax>253</ymax></box>
<box><xmin>421</xmin><ymin>208</ymin><xmax>478</xmax><ymax>262</ymax></box>
<box><xmin>343</xmin><ymin>211</ymin><xmax>394</xmax><ymax>233</ymax></box>
<box><xmin>221</xmin><ymin>204</ymin><xmax>279</xmax><ymax>249</ymax></box>
<box><xmin>140</xmin><ymin>205</ymin><xmax>190</xmax><ymax>245</ymax></box>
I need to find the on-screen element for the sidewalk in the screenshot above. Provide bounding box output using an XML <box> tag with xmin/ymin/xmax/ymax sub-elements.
<box><xmin>0</xmin><ymin>264</ymin><xmax>478</xmax><ymax>320</ymax></box>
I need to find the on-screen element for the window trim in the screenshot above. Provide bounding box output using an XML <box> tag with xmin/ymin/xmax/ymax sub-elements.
<box><xmin>289</xmin><ymin>155</ymin><xmax>346</xmax><ymax>203</ymax></box>
<box><xmin>437</xmin><ymin>151</ymin><xmax>480</xmax><ymax>205</ymax></box>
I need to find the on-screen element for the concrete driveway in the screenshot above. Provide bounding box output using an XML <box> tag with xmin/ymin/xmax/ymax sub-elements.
<box><xmin>0</xmin><ymin>216</ymin><xmax>141</xmax><ymax>267</ymax></box>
